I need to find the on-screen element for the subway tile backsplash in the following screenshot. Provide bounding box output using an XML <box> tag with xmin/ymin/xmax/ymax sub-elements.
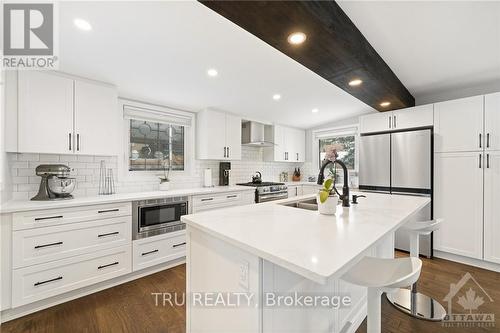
<box><xmin>8</xmin><ymin>146</ymin><xmax>311</xmax><ymax>200</ymax></box>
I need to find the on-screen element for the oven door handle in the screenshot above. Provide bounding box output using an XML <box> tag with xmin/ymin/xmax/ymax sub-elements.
<box><xmin>259</xmin><ymin>193</ymin><xmax>288</xmax><ymax>202</ymax></box>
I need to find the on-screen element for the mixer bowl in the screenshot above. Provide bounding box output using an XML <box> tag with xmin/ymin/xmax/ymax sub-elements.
<box><xmin>47</xmin><ymin>177</ymin><xmax>76</xmax><ymax>195</ymax></box>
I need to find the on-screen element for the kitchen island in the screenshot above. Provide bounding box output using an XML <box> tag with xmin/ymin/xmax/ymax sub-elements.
<box><xmin>182</xmin><ymin>192</ymin><xmax>430</xmax><ymax>333</ymax></box>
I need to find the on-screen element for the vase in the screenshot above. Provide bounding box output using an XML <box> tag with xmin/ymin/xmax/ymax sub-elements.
<box><xmin>316</xmin><ymin>193</ymin><xmax>337</xmax><ymax>215</ymax></box>
<box><xmin>159</xmin><ymin>182</ymin><xmax>170</xmax><ymax>191</ymax></box>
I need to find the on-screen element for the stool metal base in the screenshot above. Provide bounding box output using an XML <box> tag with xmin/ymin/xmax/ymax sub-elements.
<box><xmin>386</xmin><ymin>288</ymin><xmax>446</xmax><ymax>321</ymax></box>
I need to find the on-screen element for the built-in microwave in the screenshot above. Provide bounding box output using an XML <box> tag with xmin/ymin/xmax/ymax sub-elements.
<box><xmin>132</xmin><ymin>196</ymin><xmax>188</xmax><ymax>240</ymax></box>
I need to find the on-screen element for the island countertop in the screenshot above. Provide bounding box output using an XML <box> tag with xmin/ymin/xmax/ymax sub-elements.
<box><xmin>182</xmin><ymin>192</ymin><xmax>430</xmax><ymax>284</ymax></box>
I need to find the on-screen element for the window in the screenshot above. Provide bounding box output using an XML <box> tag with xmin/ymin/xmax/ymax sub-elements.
<box><xmin>319</xmin><ymin>135</ymin><xmax>356</xmax><ymax>170</ymax></box>
<box><xmin>129</xmin><ymin>119</ymin><xmax>185</xmax><ymax>171</ymax></box>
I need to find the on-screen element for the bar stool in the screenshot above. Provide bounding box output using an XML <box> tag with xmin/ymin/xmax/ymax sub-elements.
<box><xmin>342</xmin><ymin>256</ymin><xmax>422</xmax><ymax>333</ymax></box>
<box><xmin>386</xmin><ymin>219</ymin><xmax>447</xmax><ymax>321</ymax></box>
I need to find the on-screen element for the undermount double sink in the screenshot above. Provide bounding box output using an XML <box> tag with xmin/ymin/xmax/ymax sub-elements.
<box><xmin>280</xmin><ymin>198</ymin><xmax>318</xmax><ymax>211</ymax></box>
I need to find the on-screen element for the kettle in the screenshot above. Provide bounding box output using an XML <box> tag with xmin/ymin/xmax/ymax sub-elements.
<box><xmin>252</xmin><ymin>171</ymin><xmax>262</xmax><ymax>184</ymax></box>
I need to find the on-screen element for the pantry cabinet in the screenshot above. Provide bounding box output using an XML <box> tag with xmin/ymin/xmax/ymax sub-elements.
<box><xmin>7</xmin><ymin>71</ymin><xmax>119</xmax><ymax>156</ymax></box>
<box><xmin>434</xmin><ymin>95</ymin><xmax>484</xmax><ymax>152</ymax></box>
<box><xmin>484</xmin><ymin>151</ymin><xmax>500</xmax><ymax>264</ymax></box>
<box><xmin>485</xmin><ymin>92</ymin><xmax>500</xmax><ymax>151</ymax></box>
<box><xmin>359</xmin><ymin>104</ymin><xmax>433</xmax><ymax>134</ymax></box>
<box><xmin>196</xmin><ymin>109</ymin><xmax>241</xmax><ymax>160</ymax></box>
<box><xmin>434</xmin><ymin>152</ymin><xmax>484</xmax><ymax>259</ymax></box>
<box><xmin>264</xmin><ymin>125</ymin><xmax>305</xmax><ymax>162</ymax></box>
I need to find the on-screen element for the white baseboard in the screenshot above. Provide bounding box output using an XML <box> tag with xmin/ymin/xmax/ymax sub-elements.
<box><xmin>434</xmin><ymin>251</ymin><xmax>500</xmax><ymax>273</ymax></box>
<box><xmin>0</xmin><ymin>257</ymin><xmax>185</xmax><ymax>323</ymax></box>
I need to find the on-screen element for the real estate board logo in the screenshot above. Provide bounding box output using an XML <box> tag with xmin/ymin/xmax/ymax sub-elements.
<box><xmin>442</xmin><ymin>272</ymin><xmax>495</xmax><ymax>328</ymax></box>
<box><xmin>2</xmin><ymin>2</ymin><xmax>58</xmax><ymax>69</ymax></box>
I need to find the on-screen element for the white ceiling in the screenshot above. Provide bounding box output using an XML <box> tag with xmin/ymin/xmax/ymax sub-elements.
<box><xmin>58</xmin><ymin>1</ymin><xmax>373</xmax><ymax>129</ymax></box>
<box><xmin>338</xmin><ymin>1</ymin><xmax>500</xmax><ymax>103</ymax></box>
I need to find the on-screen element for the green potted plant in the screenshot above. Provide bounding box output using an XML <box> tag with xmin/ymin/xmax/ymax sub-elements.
<box><xmin>159</xmin><ymin>158</ymin><xmax>171</xmax><ymax>191</ymax></box>
<box><xmin>316</xmin><ymin>177</ymin><xmax>337</xmax><ymax>215</ymax></box>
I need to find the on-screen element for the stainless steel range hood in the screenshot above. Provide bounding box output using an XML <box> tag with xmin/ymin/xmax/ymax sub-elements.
<box><xmin>241</xmin><ymin>121</ymin><xmax>275</xmax><ymax>147</ymax></box>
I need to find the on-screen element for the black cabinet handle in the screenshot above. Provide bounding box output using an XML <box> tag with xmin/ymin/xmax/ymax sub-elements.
<box><xmin>487</xmin><ymin>133</ymin><xmax>490</xmax><ymax>148</ymax></box>
<box><xmin>224</xmin><ymin>147</ymin><xmax>227</xmax><ymax>158</ymax></box>
<box><xmin>69</xmin><ymin>133</ymin><xmax>72</xmax><ymax>151</ymax></box>
<box><xmin>173</xmin><ymin>242</ymin><xmax>186</xmax><ymax>248</ymax></box>
<box><xmin>98</xmin><ymin>209</ymin><xmax>119</xmax><ymax>214</ymax></box>
<box><xmin>76</xmin><ymin>134</ymin><xmax>80</xmax><ymax>151</ymax></box>
<box><xmin>201</xmin><ymin>198</ymin><xmax>213</xmax><ymax>202</ymax></box>
<box><xmin>98</xmin><ymin>231</ymin><xmax>119</xmax><ymax>238</ymax></box>
<box><xmin>227</xmin><ymin>147</ymin><xmax>230</xmax><ymax>158</ymax></box>
<box><xmin>479</xmin><ymin>154</ymin><xmax>482</xmax><ymax>169</ymax></box>
<box><xmin>98</xmin><ymin>261</ymin><xmax>119</xmax><ymax>270</ymax></box>
<box><xmin>34</xmin><ymin>241</ymin><xmax>63</xmax><ymax>249</ymax></box>
<box><xmin>226</xmin><ymin>195</ymin><xmax>237</xmax><ymax>199</ymax></box>
<box><xmin>34</xmin><ymin>276</ymin><xmax>62</xmax><ymax>286</ymax></box>
<box><xmin>393</xmin><ymin>115</ymin><xmax>397</xmax><ymax>128</ymax></box>
<box><xmin>141</xmin><ymin>249</ymin><xmax>159</xmax><ymax>256</ymax></box>
<box><xmin>389</xmin><ymin>116</ymin><xmax>392</xmax><ymax>129</ymax></box>
<box><xmin>487</xmin><ymin>154</ymin><xmax>490</xmax><ymax>168</ymax></box>
<box><xmin>480</xmin><ymin>133</ymin><xmax>482</xmax><ymax>148</ymax></box>
<box><xmin>35</xmin><ymin>215</ymin><xmax>63</xmax><ymax>221</ymax></box>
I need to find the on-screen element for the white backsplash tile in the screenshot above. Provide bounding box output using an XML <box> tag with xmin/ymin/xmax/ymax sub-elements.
<box><xmin>7</xmin><ymin>146</ymin><xmax>307</xmax><ymax>199</ymax></box>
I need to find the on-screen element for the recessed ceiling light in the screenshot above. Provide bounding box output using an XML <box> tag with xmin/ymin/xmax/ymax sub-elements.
<box><xmin>348</xmin><ymin>79</ymin><xmax>363</xmax><ymax>86</ymax></box>
<box><xmin>74</xmin><ymin>18</ymin><xmax>92</xmax><ymax>31</ymax></box>
<box><xmin>287</xmin><ymin>32</ymin><xmax>307</xmax><ymax>45</ymax></box>
<box><xmin>207</xmin><ymin>68</ymin><xmax>218</xmax><ymax>77</ymax></box>
<box><xmin>272</xmin><ymin>94</ymin><xmax>281</xmax><ymax>101</ymax></box>
<box><xmin>311</xmin><ymin>108</ymin><xmax>319</xmax><ymax>113</ymax></box>
<box><xmin>380</xmin><ymin>101</ymin><xmax>391</xmax><ymax>107</ymax></box>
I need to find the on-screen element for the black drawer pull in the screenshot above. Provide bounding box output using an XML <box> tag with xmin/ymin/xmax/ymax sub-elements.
<box><xmin>98</xmin><ymin>231</ymin><xmax>119</xmax><ymax>238</ymax></box>
<box><xmin>34</xmin><ymin>241</ymin><xmax>63</xmax><ymax>249</ymax></box>
<box><xmin>98</xmin><ymin>261</ymin><xmax>119</xmax><ymax>270</ymax></box>
<box><xmin>201</xmin><ymin>198</ymin><xmax>213</xmax><ymax>202</ymax></box>
<box><xmin>226</xmin><ymin>195</ymin><xmax>237</xmax><ymax>198</ymax></box>
<box><xmin>173</xmin><ymin>242</ymin><xmax>186</xmax><ymax>248</ymax></box>
<box><xmin>141</xmin><ymin>249</ymin><xmax>159</xmax><ymax>256</ymax></box>
<box><xmin>98</xmin><ymin>209</ymin><xmax>119</xmax><ymax>214</ymax></box>
<box><xmin>35</xmin><ymin>215</ymin><xmax>63</xmax><ymax>221</ymax></box>
<box><xmin>34</xmin><ymin>276</ymin><xmax>62</xmax><ymax>286</ymax></box>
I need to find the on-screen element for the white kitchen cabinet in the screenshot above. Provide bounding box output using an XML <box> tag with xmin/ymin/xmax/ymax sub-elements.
<box><xmin>192</xmin><ymin>191</ymin><xmax>255</xmax><ymax>213</ymax></box>
<box><xmin>196</xmin><ymin>109</ymin><xmax>241</xmax><ymax>160</ymax></box>
<box><xmin>10</xmin><ymin>71</ymin><xmax>119</xmax><ymax>156</ymax></box>
<box><xmin>264</xmin><ymin>125</ymin><xmax>305</xmax><ymax>162</ymax></box>
<box><xmin>17</xmin><ymin>71</ymin><xmax>74</xmax><ymax>154</ymax></box>
<box><xmin>485</xmin><ymin>92</ymin><xmax>500</xmax><ymax>151</ymax></box>
<box><xmin>302</xmin><ymin>184</ymin><xmax>320</xmax><ymax>195</ymax></box>
<box><xmin>74</xmin><ymin>80</ymin><xmax>118</xmax><ymax>156</ymax></box>
<box><xmin>359</xmin><ymin>104</ymin><xmax>433</xmax><ymax>134</ymax></box>
<box><xmin>434</xmin><ymin>152</ymin><xmax>484</xmax><ymax>259</ymax></box>
<box><xmin>133</xmin><ymin>231</ymin><xmax>186</xmax><ymax>271</ymax></box>
<box><xmin>287</xmin><ymin>185</ymin><xmax>303</xmax><ymax>197</ymax></box>
<box><xmin>484</xmin><ymin>151</ymin><xmax>500</xmax><ymax>264</ymax></box>
<box><xmin>434</xmin><ymin>95</ymin><xmax>484</xmax><ymax>152</ymax></box>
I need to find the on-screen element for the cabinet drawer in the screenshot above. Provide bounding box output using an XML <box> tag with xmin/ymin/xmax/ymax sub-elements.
<box><xmin>133</xmin><ymin>232</ymin><xmax>186</xmax><ymax>271</ymax></box>
<box><xmin>12</xmin><ymin>245</ymin><xmax>131</xmax><ymax>307</ymax></box>
<box><xmin>12</xmin><ymin>216</ymin><xmax>131</xmax><ymax>268</ymax></box>
<box><xmin>192</xmin><ymin>192</ymin><xmax>241</xmax><ymax>207</ymax></box>
<box><xmin>13</xmin><ymin>202</ymin><xmax>131</xmax><ymax>230</ymax></box>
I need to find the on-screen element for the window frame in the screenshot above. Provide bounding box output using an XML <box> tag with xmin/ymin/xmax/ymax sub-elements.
<box><xmin>118</xmin><ymin>99</ymin><xmax>195</xmax><ymax>181</ymax></box>
<box><xmin>311</xmin><ymin>125</ymin><xmax>360</xmax><ymax>174</ymax></box>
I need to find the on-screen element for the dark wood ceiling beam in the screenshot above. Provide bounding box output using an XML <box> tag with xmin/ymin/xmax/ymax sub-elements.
<box><xmin>200</xmin><ymin>0</ymin><xmax>415</xmax><ymax>111</ymax></box>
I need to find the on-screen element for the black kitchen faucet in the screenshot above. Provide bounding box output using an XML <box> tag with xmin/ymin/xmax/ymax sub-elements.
<box><xmin>317</xmin><ymin>159</ymin><xmax>350</xmax><ymax>207</ymax></box>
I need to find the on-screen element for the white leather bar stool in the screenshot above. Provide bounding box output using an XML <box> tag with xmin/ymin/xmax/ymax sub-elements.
<box><xmin>342</xmin><ymin>256</ymin><xmax>422</xmax><ymax>333</ymax></box>
<box><xmin>386</xmin><ymin>219</ymin><xmax>447</xmax><ymax>321</ymax></box>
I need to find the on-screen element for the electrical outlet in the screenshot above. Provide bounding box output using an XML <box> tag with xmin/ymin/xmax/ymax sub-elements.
<box><xmin>239</xmin><ymin>260</ymin><xmax>249</xmax><ymax>290</ymax></box>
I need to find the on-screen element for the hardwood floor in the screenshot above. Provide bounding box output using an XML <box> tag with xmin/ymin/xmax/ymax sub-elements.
<box><xmin>2</xmin><ymin>252</ymin><xmax>499</xmax><ymax>333</ymax></box>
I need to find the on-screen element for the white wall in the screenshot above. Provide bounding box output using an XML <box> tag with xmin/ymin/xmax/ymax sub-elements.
<box><xmin>416</xmin><ymin>80</ymin><xmax>500</xmax><ymax>105</ymax></box>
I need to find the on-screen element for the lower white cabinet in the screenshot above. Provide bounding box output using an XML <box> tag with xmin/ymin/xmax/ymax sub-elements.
<box><xmin>287</xmin><ymin>185</ymin><xmax>303</xmax><ymax>197</ymax></box>
<box><xmin>133</xmin><ymin>231</ymin><xmax>186</xmax><ymax>271</ymax></box>
<box><xmin>484</xmin><ymin>151</ymin><xmax>500</xmax><ymax>264</ymax></box>
<box><xmin>302</xmin><ymin>185</ymin><xmax>320</xmax><ymax>195</ymax></box>
<box><xmin>12</xmin><ymin>245</ymin><xmax>131</xmax><ymax>307</ymax></box>
<box><xmin>192</xmin><ymin>191</ymin><xmax>254</xmax><ymax>213</ymax></box>
<box><xmin>434</xmin><ymin>152</ymin><xmax>484</xmax><ymax>259</ymax></box>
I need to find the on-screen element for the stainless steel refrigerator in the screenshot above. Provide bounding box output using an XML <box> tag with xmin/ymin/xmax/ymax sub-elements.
<box><xmin>359</xmin><ymin>128</ymin><xmax>433</xmax><ymax>257</ymax></box>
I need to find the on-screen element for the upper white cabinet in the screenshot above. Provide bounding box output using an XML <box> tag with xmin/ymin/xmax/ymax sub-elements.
<box><xmin>17</xmin><ymin>71</ymin><xmax>74</xmax><ymax>154</ymax></box>
<box><xmin>359</xmin><ymin>104</ymin><xmax>433</xmax><ymax>134</ymax></box>
<box><xmin>264</xmin><ymin>125</ymin><xmax>305</xmax><ymax>162</ymax></box>
<box><xmin>196</xmin><ymin>109</ymin><xmax>241</xmax><ymax>160</ymax></box>
<box><xmin>485</xmin><ymin>92</ymin><xmax>500</xmax><ymax>151</ymax></box>
<box><xmin>434</xmin><ymin>152</ymin><xmax>484</xmax><ymax>259</ymax></box>
<box><xmin>484</xmin><ymin>151</ymin><xmax>500</xmax><ymax>264</ymax></box>
<box><xmin>8</xmin><ymin>71</ymin><xmax>119</xmax><ymax>156</ymax></box>
<box><xmin>434</xmin><ymin>96</ymin><xmax>484</xmax><ymax>152</ymax></box>
<box><xmin>74</xmin><ymin>80</ymin><xmax>118</xmax><ymax>156</ymax></box>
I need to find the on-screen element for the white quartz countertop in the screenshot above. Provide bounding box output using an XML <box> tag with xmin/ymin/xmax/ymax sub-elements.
<box><xmin>0</xmin><ymin>186</ymin><xmax>255</xmax><ymax>214</ymax></box>
<box><xmin>182</xmin><ymin>192</ymin><xmax>430</xmax><ymax>284</ymax></box>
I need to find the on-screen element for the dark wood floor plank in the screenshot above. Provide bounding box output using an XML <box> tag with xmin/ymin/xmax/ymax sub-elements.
<box><xmin>2</xmin><ymin>254</ymin><xmax>499</xmax><ymax>333</ymax></box>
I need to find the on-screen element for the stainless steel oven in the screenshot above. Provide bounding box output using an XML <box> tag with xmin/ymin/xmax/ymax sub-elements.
<box><xmin>132</xmin><ymin>196</ymin><xmax>188</xmax><ymax>240</ymax></box>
